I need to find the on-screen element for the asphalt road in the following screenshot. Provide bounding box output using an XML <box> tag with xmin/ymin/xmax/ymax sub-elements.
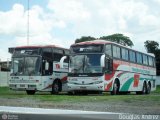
<box><xmin>0</xmin><ymin>106</ymin><xmax>159</xmax><ymax>120</ymax></box>
<box><xmin>0</xmin><ymin>106</ymin><xmax>119</xmax><ymax>120</ymax></box>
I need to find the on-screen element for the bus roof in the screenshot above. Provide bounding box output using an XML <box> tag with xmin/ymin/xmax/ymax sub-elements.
<box><xmin>15</xmin><ymin>45</ymin><xmax>65</xmax><ymax>49</ymax></box>
<box><xmin>8</xmin><ymin>45</ymin><xmax>69</xmax><ymax>54</ymax></box>
<box><xmin>71</xmin><ymin>40</ymin><xmax>155</xmax><ymax>57</ymax></box>
<box><xmin>71</xmin><ymin>40</ymin><xmax>111</xmax><ymax>46</ymax></box>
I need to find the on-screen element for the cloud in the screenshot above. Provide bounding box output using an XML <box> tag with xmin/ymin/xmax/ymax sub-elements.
<box><xmin>48</xmin><ymin>0</ymin><xmax>91</xmax><ymax>23</ymax></box>
<box><xmin>139</xmin><ymin>15</ymin><xmax>159</xmax><ymax>26</ymax></box>
<box><xmin>0</xmin><ymin>4</ymin><xmax>25</xmax><ymax>35</ymax></box>
<box><xmin>0</xmin><ymin>2</ymin><xmax>68</xmax><ymax>40</ymax></box>
<box><xmin>0</xmin><ymin>3</ymin><xmax>67</xmax><ymax>60</ymax></box>
<box><xmin>0</xmin><ymin>49</ymin><xmax>11</xmax><ymax>61</ymax></box>
<box><xmin>0</xmin><ymin>0</ymin><xmax>160</xmax><ymax>61</ymax></box>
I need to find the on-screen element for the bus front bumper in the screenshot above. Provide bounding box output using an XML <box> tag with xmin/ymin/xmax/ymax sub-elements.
<box><xmin>9</xmin><ymin>84</ymin><xmax>37</xmax><ymax>91</ymax></box>
<box><xmin>67</xmin><ymin>83</ymin><xmax>104</xmax><ymax>92</ymax></box>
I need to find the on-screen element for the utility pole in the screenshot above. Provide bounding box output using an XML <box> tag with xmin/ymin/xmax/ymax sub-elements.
<box><xmin>27</xmin><ymin>0</ymin><xmax>30</xmax><ymax>45</ymax></box>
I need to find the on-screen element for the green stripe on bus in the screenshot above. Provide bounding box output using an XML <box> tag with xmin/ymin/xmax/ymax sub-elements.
<box><xmin>120</xmin><ymin>77</ymin><xmax>152</xmax><ymax>91</ymax></box>
<box><xmin>120</xmin><ymin>78</ymin><xmax>134</xmax><ymax>91</ymax></box>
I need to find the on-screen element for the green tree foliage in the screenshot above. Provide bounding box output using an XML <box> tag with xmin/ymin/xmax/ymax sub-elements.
<box><xmin>75</xmin><ymin>36</ymin><xmax>96</xmax><ymax>43</ymax></box>
<box><xmin>144</xmin><ymin>40</ymin><xmax>159</xmax><ymax>54</ymax></box>
<box><xmin>100</xmin><ymin>33</ymin><xmax>134</xmax><ymax>47</ymax></box>
<box><xmin>155</xmin><ymin>50</ymin><xmax>160</xmax><ymax>75</ymax></box>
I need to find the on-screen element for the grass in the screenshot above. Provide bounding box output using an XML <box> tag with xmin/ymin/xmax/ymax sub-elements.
<box><xmin>0</xmin><ymin>86</ymin><xmax>160</xmax><ymax>104</ymax></box>
<box><xmin>152</xmin><ymin>85</ymin><xmax>160</xmax><ymax>94</ymax></box>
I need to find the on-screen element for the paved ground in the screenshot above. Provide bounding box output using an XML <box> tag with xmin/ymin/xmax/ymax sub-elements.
<box><xmin>0</xmin><ymin>106</ymin><xmax>120</xmax><ymax>120</ymax></box>
<box><xmin>0</xmin><ymin>95</ymin><xmax>159</xmax><ymax>115</ymax></box>
<box><xmin>0</xmin><ymin>106</ymin><xmax>159</xmax><ymax>120</ymax></box>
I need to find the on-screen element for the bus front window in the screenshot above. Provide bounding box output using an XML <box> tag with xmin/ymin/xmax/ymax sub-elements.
<box><xmin>12</xmin><ymin>56</ymin><xmax>41</xmax><ymax>76</ymax></box>
<box><xmin>13</xmin><ymin>58</ymin><xmax>24</xmax><ymax>75</ymax></box>
<box><xmin>70</xmin><ymin>54</ymin><xmax>103</xmax><ymax>74</ymax></box>
<box><xmin>70</xmin><ymin>55</ymin><xmax>84</xmax><ymax>73</ymax></box>
<box><xmin>24</xmin><ymin>57</ymin><xmax>41</xmax><ymax>75</ymax></box>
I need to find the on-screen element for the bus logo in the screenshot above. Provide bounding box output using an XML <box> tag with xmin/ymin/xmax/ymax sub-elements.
<box><xmin>55</xmin><ymin>64</ymin><xmax>60</xmax><ymax>69</ymax></box>
<box><xmin>133</xmin><ymin>74</ymin><xmax>140</xmax><ymax>87</ymax></box>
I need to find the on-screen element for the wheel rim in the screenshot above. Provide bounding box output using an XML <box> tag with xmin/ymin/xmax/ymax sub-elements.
<box><xmin>113</xmin><ymin>83</ymin><xmax>118</xmax><ymax>94</ymax></box>
<box><xmin>54</xmin><ymin>82</ymin><xmax>59</xmax><ymax>93</ymax></box>
<box><xmin>147</xmin><ymin>84</ymin><xmax>151</xmax><ymax>93</ymax></box>
<box><xmin>143</xmin><ymin>84</ymin><xmax>146</xmax><ymax>94</ymax></box>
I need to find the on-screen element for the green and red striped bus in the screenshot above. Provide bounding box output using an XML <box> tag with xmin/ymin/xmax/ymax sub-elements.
<box><xmin>61</xmin><ymin>40</ymin><xmax>156</xmax><ymax>95</ymax></box>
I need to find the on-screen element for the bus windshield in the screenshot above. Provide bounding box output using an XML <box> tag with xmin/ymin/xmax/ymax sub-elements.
<box><xmin>13</xmin><ymin>48</ymin><xmax>40</xmax><ymax>56</ymax></box>
<box><xmin>70</xmin><ymin>54</ymin><xmax>103</xmax><ymax>73</ymax></box>
<box><xmin>71</xmin><ymin>45</ymin><xmax>103</xmax><ymax>53</ymax></box>
<box><xmin>12</xmin><ymin>56</ymin><xmax>41</xmax><ymax>76</ymax></box>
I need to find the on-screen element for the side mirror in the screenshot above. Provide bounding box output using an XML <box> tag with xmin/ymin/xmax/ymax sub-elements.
<box><xmin>60</xmin><ymin>56</ymin><xmax>67</xmax><ymax>68</ymax></box>
<box><xmin>100</xmin><ymin>54</ymin><xmax>105</xmax><ymax>67</ymax></box>
<box><xmin>45</xmin><ymin>61</ymin><xmax>49</xmax><ymax>70</ymax></box>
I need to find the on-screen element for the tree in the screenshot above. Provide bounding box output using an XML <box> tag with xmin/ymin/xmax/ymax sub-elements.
<box><xmin>75</xmin><ymin>36</ymin><xmax>96</xmax><ymax>43</ymax></box>
<box><xmin>155</xmin><ymin>49</ymin><xmax>160</xmax><ymax>75</ymax></box>
<box><xmin>100</xmin><ymin>33</ymin><xmax>134</xmax><ymax>47</ymax></box>
<box><xmin>144</xmin><ymin>40</ymin><xmax>159</xmax><ymax>54</ymax></box>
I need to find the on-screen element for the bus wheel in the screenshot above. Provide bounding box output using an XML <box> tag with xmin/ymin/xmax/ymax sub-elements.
<box><xmin>51</xmin><ymin>81</ymin><xmax>60</xmax><ymax>94</ymax></box>
<box><xmin>146</xmin><ymin>82</ymin><xmax>151</xmax><ymax>94</ymax></box>
<box><xmin>68</xmin><ymin>91</ymin><xmax>74</xmax><ymax>95</ymax></box>
<box><xmin>81</xmin><ymin>91</ymin><xmax>88</xmax><ymax>95</ymax></box>
<box><xmin>136</xmin><ymin>82</ymin><xmax>147</xmax><ymax>95</ymax></box>
<box><xmin>142</xmin><ymin>82</ymin><xmax>147</xmax><ymax>94</ymax></box>
<box><xmin>26</xmin><ymin>90</ymin><xmax>35</xmax><ymax>95</ymax></box>
<box><xmin>111</xmin><ymin>81</ymin><xmax>119</xmax><ymax>95</ymax></box>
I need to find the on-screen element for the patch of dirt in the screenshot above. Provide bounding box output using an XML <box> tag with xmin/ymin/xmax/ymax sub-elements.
<box><xmin>0</xmin><ymin>97</ymin><xmax>159</xmax><ymax>115</ymax></box>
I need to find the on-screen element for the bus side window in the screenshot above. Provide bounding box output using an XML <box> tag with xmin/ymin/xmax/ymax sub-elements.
<box><xmin>53</xmin><ymin>53</ymin><xmax>63</xmax><ymax>62</ymax></box>
<box><xmin>53</xmin><ymin>49</ymin><xmax>63</xmax><ymax>62</ymax></box>
<box><xmin>105</xmin><ymin>57</ymin><xmax>112</xmax><ymax>73</ymax></box>
<box><xmin>136</xmin><ymin>52</ymin><xmax>142</xmax><ymax>64</ymax></box>
<box><xmin>105</xmin><ymin>44</ymin><xmax>112</xmax><ymax>57</ymax></box>
<box><xmin>153</xmin><ymin>57</ymin><xmax>156</xmax><ymax>67</ymax></box>
<box><xmin>129</xmin><ymin>50</ymin><xmax>136</xmax><ymax>62</ymax></box>
<box><xmin>42</xmin><ymin>48</ymin><xmax>53</xmax><ymax>75</ymax></box>
<box><xmin>148</xmin><ymin>56</ymin><xmax>153</xmax><ymax>66</ymax></box>
<box><xmin>142</xmin><ymin>54</ymin><xmax>148</xmax><ymax>65</ymax></box>
<box><xmin>122</xmin><ymin>48</ymin><xmax>128</xmax><ymax>61</ymax></box>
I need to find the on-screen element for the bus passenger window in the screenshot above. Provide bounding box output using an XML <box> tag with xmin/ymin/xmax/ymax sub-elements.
<box><xmin>105</xmin><ymin>45</ymin><xmax>112</xmax><ymax>57</ymax></box>
<box><xmin>113</xmin><ymin>46</ymin><xmax>120</xmax><ymax>58</ymax></box>
<box><xmin>142</xmin><ymin>55</ymin><xmax>148</xmax><ymax>65</ymax></box>
<box><xmin>122</xmin><ymin>48</ymin><xmax>128</xmax><ymax>60</ymax></box>
<box><xmin>136</xmin><ymin>52</ymin><xmax>142</xmax><ymax>64</ymax></box>
<box><xmin>129</xmin><ymin>51</ymin><xmax>136</xmax><ymax>62</ymax></box>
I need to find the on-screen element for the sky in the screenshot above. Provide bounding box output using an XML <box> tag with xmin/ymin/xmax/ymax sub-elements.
<box><xmin>0</xmin><ymin>0</ymin><xmax>160</xmax><ymax>61</ymax></box>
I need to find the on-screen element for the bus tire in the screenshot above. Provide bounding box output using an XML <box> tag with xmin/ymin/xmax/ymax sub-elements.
<box><xmin>111</xmin><ymin>80</ymin><xmax>119</xmax><ymax>95</ymax></box>
<box><xmin>26</xmin><ymin>90</ymin><xmax>35</xmax><ymax>95</ymax></box>
<box><xmin>81</xmin><ymin>91</ymin><xmax>88</xmax><ymax>95</ymax></box>
<box><xmin>142</xmin><ymin>82</ymin><xmax>147</xmax><ymax>94</ymax></box>
<box><xmin>146</xmin><ymin>82</ymin><xmax>151</xmax><ymax>94</ymax></box>
<box><xmin>136</xmin><ymin>82</ymin><xmax>147</xmax><ymax>95</ymax></box>
<box><xmin>51</xmin><ymin>80</ymin><xmax>61</xmax><ymax>94</ymax></box>
<box><xmin>68</xmin><ymin>91</ymin><xmax>74</xmax><ymax>95</ymax></box>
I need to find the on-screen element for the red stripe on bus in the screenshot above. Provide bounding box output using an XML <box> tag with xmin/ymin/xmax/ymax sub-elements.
<box><xmin>105</xmin><ymin>81</ymin><xmax>113</xmax><ymax>91</ymax></box>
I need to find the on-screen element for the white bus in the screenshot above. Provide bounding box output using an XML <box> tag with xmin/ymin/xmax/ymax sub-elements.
<box><xmin>9</xmin><ymin>45</ymin><xmax>69</xmax><ymax>95</ymax></box>
<box><xmin>61</xmin><ymin>40</ymin><xmax>156</xmax><ymax>95</ymax></box>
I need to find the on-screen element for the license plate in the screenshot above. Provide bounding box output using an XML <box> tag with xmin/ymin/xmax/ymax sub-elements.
<box><xmin>20</xmin><ymin>85</ymin><xmax>25</xmax><ymax>88</ymax></box>
<box><xmin>80</xmin><ymin>86</ymin><xmax>86</xmax><ymax>89</ymax></box>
